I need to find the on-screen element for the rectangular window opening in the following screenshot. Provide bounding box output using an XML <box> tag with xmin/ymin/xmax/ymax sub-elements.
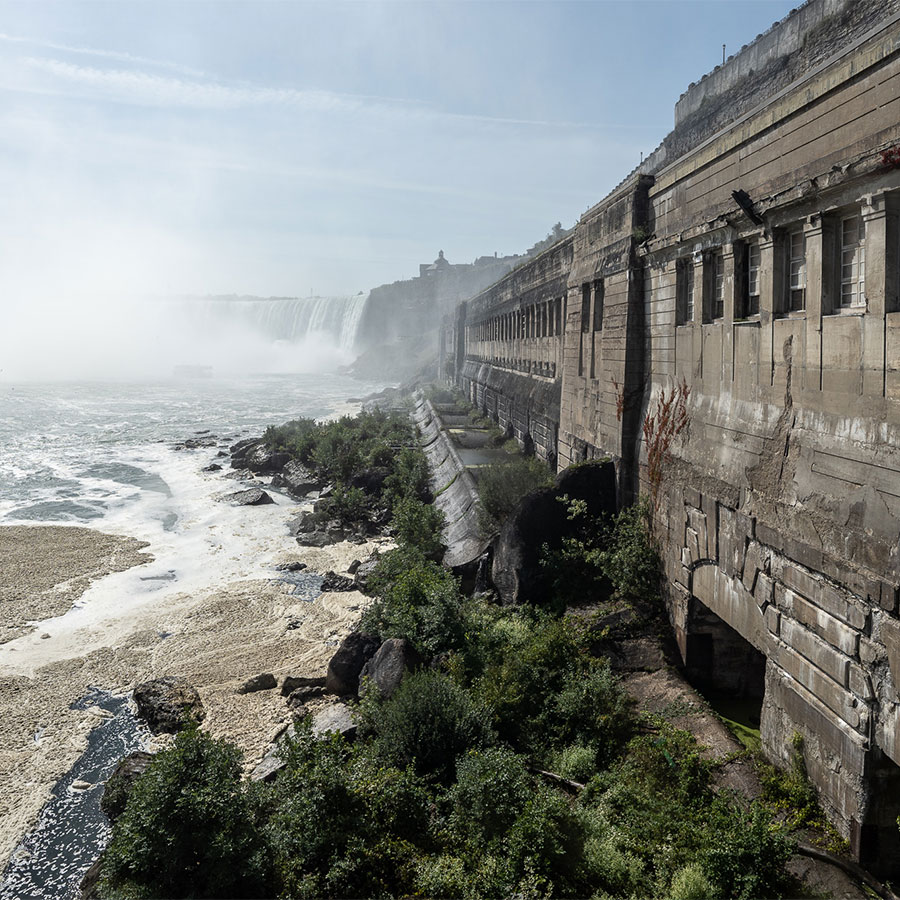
<box><xmin>592</xmin><ymin>279</ymin><xmax>604</xmax><ymax>331</ymax></box>
<box><xmin>840</xmin><ymin>214</ymin><xmax>865</xmax><ymax>309</ymax></box>
<box><xmin>677</xmin><ymin>259</ymin><xmax>694</xmax><ymax>324</ymax></box>
<box><xmin>788</xmin><ymin>229</ymin><xmax>806</xmax><ymax>312</ymax></box>
<box><xmin>581</xmin><ymin>283</ymin><xmax>591</xmax><ymax>333</ymax></box>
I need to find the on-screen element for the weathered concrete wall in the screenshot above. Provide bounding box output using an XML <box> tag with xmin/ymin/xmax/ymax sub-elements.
<box><xmin>411</xmin><ymin>396</ymin><xmax>487</xmax><ymax>569</ymax></box>
<box><xmin>640</xmin><ymin>7</ymin><xmax>900</xmax><ymax>869</ymax></box>
<box><xmin>441</xmin><ymin>0</ymin><xmax>900</xmax><ymax>873</ymax></box>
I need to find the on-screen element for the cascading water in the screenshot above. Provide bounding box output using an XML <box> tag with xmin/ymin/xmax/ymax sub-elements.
<box><xmin>179</xmin><ymin>294</ymin><xmax>370</xmax><ymax>349</ymax></box>
<box><xmin>149</xmin><ymin>292</ymin><xmax>372</xmax><ymax>376</ymax></box>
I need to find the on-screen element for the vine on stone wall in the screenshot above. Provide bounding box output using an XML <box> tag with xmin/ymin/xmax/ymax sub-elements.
<box><xmin>642</xmin><ymin>378</ymin><xmax>691</xmax><ymax>509</ymax></box>
<box><xmin>881</xmin><ymin>146</ymin><xmax>900</xmax><ymax>169</ymax></box>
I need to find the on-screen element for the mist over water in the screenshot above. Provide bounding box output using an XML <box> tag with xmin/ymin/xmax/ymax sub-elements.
<box><xmin>1</xmin><ymin>293</ymin><xmax>369</xmax><ymax>382</ymax></box>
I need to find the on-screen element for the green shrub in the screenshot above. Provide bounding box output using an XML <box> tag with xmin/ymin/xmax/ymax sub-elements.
<box><xmin>363</xmin><ymin>670</ymin><xmax>495</xmax><ymax>784</ymax></box>
<box><xmin>327</xmin><ymin>483</ymin><xmax>369</xmax><ymax>527</ymax></box>
<box><xmin>477</xmin><ymin>456</ymin><xmax>553</xmax><ymax>535</ymax></box>
<box><xmin>698</xmin><ymin>800</ymin><xmax>793</xmax><ymax>900</ymax></box>
<box><xmin>389</xmin><ymin>496</ymin><xmax>445</xmax><ymax>557</ymax></box>
<box><xmin>541</xmin><ymin>497</ymin><xmax>660</xmax><ymax>609</ymax></box>
<box><xmin>359</xmin><ymin>547</ymin><xmax>464</xmax><ymax>656</ymax></box>
<box><xmin>549</xmin><ymin>743</ymin><xmax>597</xmax><ymax>783</ymax></box>
<box><xmin>384</xmin><ymin>447</ymin><xmax>431</xmax><ymax>507</ymax></box>
<box><xmin>474</xmin><ymin>615</ymin><xmax>632</xmax><ymax>762</ymax></box>
<box><xmin>669</xmin><ymin>863</ymin><xmax>714</xmax><ymax>900</ymax></box>
<box><xmin>265</xmin><ymin>725</ymin><xmax>431</xmax><ymax>898</ymax></box>
<box><xmin>100</xmin><ymin>729</ymin><xmax>272</xmax><ymax>899</ymax></box>
<box><xmin>447</xmin><ymin>748</ymin><xmax>531</xmax><ymax>846</ymax></box>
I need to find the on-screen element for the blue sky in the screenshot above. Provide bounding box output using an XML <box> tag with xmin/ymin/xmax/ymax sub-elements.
<box><xmin>0</xmin><ymin>0</ymin><xmax>797</xmax><ymax>299</ymax></box>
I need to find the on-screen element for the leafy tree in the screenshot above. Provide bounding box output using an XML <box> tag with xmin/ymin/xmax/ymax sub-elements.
<box><xmin>100</xmin><ymin>729</ymin><xmax>272</xmax><ymax>899</ymax></box>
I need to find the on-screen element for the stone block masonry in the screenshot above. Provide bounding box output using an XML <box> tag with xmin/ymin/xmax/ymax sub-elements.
<box><xmin>440</xmin><ymin>0</ymin><xmax>900</xmax><ymax>875</ymax></box>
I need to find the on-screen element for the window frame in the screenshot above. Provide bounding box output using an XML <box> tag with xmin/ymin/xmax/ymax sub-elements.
<box><xmin>839</xmin><ymin>212</ymin><xmax>866</xmax><ymax>310</ymax></box>
<box><xmin>676</xmin><ymin>257</ymin><xmax>695</xmax><ymax>325</ymax></box>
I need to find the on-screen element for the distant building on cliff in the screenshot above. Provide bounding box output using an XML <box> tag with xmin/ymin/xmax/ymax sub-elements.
<box><xmin>442</xmin><ymin>0</ymin><xmax>900</xmax><ymax>874</ymax></box>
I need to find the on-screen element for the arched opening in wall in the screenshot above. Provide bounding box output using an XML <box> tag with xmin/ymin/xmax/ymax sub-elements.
<box><xmin>856</xmin><ymin>749</ymin><xmax>900</xmax><ymax>878</ymax></box>
<box><xmin>522</xmin><ymin>432</ymin><xmax>535</xmax><ymax>457</ymax></box>
<box><xmin>683</xmin><ymin>594</ymin><xmax>766</xmax><ymax>745</ymax></box>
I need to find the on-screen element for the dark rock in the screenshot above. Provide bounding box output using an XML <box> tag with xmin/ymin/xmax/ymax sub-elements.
<box><xmin>349</xmin><ymin>466</ymin><xmax>390</xmax><ymax>495</ymax></box>
<box><xmin>287</xmin><ymin>685</ymin><xmax>325</xmax><ymax>707</ymax></box>
<box><xmin>347</xmin><ymin>559</ymin><xmax>362</xmax><ymax>575</ymax></box>
<box><xmin>101</xmin><ymin>751</ymin><xmax>154</xmax><ymax>821</ymax></box>
<box><xmin>492</xmin><ymin>459</ymin><xmax>616</xmax><ymax>605</ymax></box>
<box><xmin>274</xmin><ymin>561</ymin><xmax>307</xmax><ymax>572</ymax></box>
<box><xmin>229</xmin><ymin>438</ymin><xmax>291</xmax><ymax>474</ymax></box>
<box><xmin>133</xmin><ymin>676</ymin><xmax>205</xmax><ymax>734</ymax></box>
<box><xmin>216</xmin><ymin>450</ymin><xmax>228</xmax><ymax>457</ymax></box>
<box><xmin>202</xmin><ymin>463</ymin><xmax>222</xmax><ymax>472</ymax></box>
<box><xmin>312</xmin><ymin>703</ymin><xmax>357</xmax><ymax>739</ymax></box>
<box><xmin>353</xmin><ymin>555</ymin><xmax>381</xmax><ymax>593</ymax></box>
<box><xmin>271</xmin><ymin>460</ymin><xmax>325</xmax><ymax>499</ymax></box>
<box><xmin>237</xmin><ymin>672</ymin><xmax>277</xmax><ymax>694</ymax></box>
<box><xmin>281</xmin><ymin>674</ymin><xmax>326</xmax><ymax>696</ymax></box>
<box><xmin>223</xmin><ymin>487</ymin><xmax>275</xmax><ymax>506</ymax></box>
<box><xmin>321</xmin><ymin>570</ymin><xmax>356</xmax><ymax>592</ymax></box>
<box><xmin>296</xmin><ymin>530</ymin><xmax>339</xmax><ymax>548</ymax></box>
<box><xmin>290</xmin><ymin>702</ymin><xmax>309</xmax><ymax>720</ymax></box>
<box><xmin>224</xmin><ymin>468</ymin><xmax>254</xmax><ymax>481</ymax></box>
<box><xmin>80</xmin><ymin>856</ymin><xmax>104</xmax><ymax>899</ymax></box>
<box><xmin>360</xmin><ymin>638</ymin><xmax>422</xmax><ymax>699</ymax></box>
<box><xmin>173</xmin><ymin>435</ymin><xmax>218</xmax><ymax>451</ymax></box>
<box><xmin>325</xmin><ymin>632</ymin><xmax>380</xmax><ymax>696</ymax></box>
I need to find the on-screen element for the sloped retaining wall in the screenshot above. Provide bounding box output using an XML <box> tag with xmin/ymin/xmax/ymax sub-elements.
<box><xmin>411</xmin><ymin>396</ymin><xmax>488</xmax><ymax>570</ymax></box>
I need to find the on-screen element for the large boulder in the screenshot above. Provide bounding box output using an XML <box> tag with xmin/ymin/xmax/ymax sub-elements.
<box><xmin>281</xmin><ymin>674</ymin><xmax>326</xmax><ymax>696</ymax></box>
<box><xmin>353</xmin><ymin>555</ymin><xmax>381</xmax><ymax>593</ymax></box>
<box><xmin>325</xmin><ymin>632</ymin><xmax>380</xmax><ymax>696</ymax></box>
<box><xmin>321</xmin><ymin>571</ymin><xmax>356</xmax><ymax>592</ymax></box>
<box><xmin>349</xmin><ymin>466</ymin><xmax>390</xmax><ymax>495</ymax></box>
<box><xmin>359</xmin><ymin>638</ymin><xmax>421</xmax><ymax>699</ymax></box>
<box><xmin>223</xmin><ymin>487</ymin><xmax>275</xmax><ymax>506</ymax></box>
<box><xmin>229</xmin><ymin>438</ymin><xmax>291</xmax><ymax>474</ymax></box>
<box><xmin>271</xmin><ymin>459</ymin><xmax>325</xmax><ymax>498</ymax></box>
<box><xmin>492</xmin><ymin>459</ymin><xmax>617</xmax><ymax>605</ymax></box>
<box><xmin>101</xmin><ymin>751</ymin><xmax>154</xmax><ymax>821</ymax></box>
<box><xmin>237</xmin><ymin>672</ymin><xmax>277</xmax><ymax>694</ymax></box>
<box><xmin>133</xmin><ymin>676</ymin><xmax>205</xmax><ymax>734</ymax></box>
<box><xmin>312</xmin><ymin>702</ymin><xmax>357</xmax><ymax>739</ymax></box>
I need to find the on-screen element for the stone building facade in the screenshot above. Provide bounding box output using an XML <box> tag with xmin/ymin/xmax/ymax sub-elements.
<box><xmin>443</xmin><ymin>0</ymin><xmax>900</xmax><ymax>871</ymax></box>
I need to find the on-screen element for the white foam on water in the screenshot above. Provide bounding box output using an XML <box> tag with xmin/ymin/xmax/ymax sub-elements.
<box><xmin>0</xmin><ymin>441</ymin><xmax>306</xmax><ymax>676</ymax></box>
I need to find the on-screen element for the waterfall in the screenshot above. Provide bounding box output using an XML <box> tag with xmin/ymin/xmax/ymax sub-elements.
<box><xmin>174</xmin><ymin>293</ymin><xmax>370</xmax><ymax>352</ymax></box>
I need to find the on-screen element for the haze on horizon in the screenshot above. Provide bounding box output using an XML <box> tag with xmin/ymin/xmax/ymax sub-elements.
<box><xmin>0</xmin><ymin>0</ymin><xmax>797</xmax><ymax>378</ymax></box>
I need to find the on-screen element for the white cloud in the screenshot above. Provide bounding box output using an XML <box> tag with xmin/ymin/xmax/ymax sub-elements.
<box><xmin>0</xmin><ymin>31</ymin><xmax>207</xmax><ymax>77</ymax></box>
<box><xmin>17</xmin><ymin>56</ymin><xmax>619</xmax><ymax>132</ymax></box>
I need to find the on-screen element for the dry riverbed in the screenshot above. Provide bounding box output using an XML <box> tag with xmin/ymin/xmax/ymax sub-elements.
<box><xmin>0</xmin><ymin>524</ymin><xmax>389</xmax><ymax>872</ymax></box>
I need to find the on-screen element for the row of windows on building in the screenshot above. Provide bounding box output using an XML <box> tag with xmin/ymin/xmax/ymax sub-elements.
<box><xmin>469</xmin><ymin>296</ymin><xmax>565</xmax><ymax>343</ymax></box>
<box><xmin>674</xmin><ymin>212</ymin><xmax>867</xmax><ymax>325</ymax></box>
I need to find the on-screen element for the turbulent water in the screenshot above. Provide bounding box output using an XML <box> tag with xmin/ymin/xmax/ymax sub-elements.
<box><xmin>0</xmin><ymin>371</ymin><xmax>385</xmax><ymax>899</ymax></box>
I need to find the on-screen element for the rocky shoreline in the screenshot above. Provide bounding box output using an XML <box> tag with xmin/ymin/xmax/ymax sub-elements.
<box><xmin>0</xmin><ymin>428</ymin><xmax>395</xmax><ymax>890</ymax></box>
